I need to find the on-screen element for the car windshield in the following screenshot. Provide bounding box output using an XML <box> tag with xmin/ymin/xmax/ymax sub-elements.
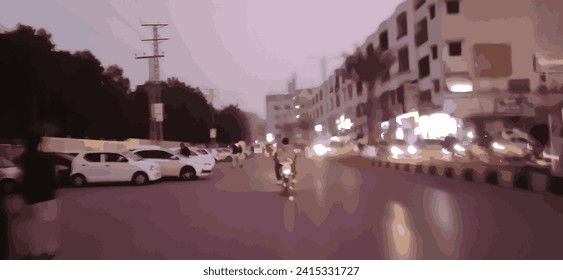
<box><xmin>122</xmin><ymin>151</ymin><xmax>142</xmax><ymax>161</ymax></box>
<box><xmin>0</xmin><ymin>157</ymin><xmax>15</xmax><ymax>168</ymax></box>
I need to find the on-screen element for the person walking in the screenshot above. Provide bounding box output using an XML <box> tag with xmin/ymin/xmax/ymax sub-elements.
<box><xmin>17</xmin><ymin>132</ymin><xmax>60</xmax><ymax>259</ymax></box>
<box><xmin>231</xmin><ymin>142</ymin><xmax>242</xmax><ymax>168</ymax></box>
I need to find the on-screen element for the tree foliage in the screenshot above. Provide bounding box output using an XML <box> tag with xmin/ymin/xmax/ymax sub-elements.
<box><xmin>0</xmin><ymin>24</ymin><xmax>254</xmax><ymax>144</ymax></box>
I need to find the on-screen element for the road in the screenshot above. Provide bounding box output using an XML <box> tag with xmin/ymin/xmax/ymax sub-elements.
<box><xmin>48</xmin><ymin>154</ymin><xmax>563</xmax><ymax>259</ymax></box>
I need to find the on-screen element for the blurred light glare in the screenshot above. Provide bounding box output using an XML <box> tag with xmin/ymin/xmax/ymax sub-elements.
<box><xmin>266</xmin><ymin>133</ymin><xmax>274</xmax><ymax>143</ymax></box>
<box><xmin>450</xmin><ymin>84</ymin><xmax>473</xmax><ymax>93</ymax></box>
<box><xmin>314</xmin><ymin>124</ymin><xmax>323</xmax><ymax>132</ymax></box>
<box><xmin>492</xmin><ymin>142</ymin><xmax>505</xmax><ymax>150</ymax></box>
<box><xmin>407</xmin><ymin>145</ymin><xmax>418</xmax><ymax>155</ymax></box>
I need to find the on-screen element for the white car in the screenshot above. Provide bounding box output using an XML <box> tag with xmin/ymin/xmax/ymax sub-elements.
<box><xmin>131</xmin><ymin>146</ymin><xmax>212</xmax><ymax>180</ymax></box>
<box><xmin>70</xmin><ymin>151</ymin><xmax>161</xmax><ymax>187</ymax></box>
<box><xmin>212</xmin><ymin>148</ymin><xmax>233</xmax><ymax>161</ymax></box>
<box><xmin>0</xmin><ymin>157</ymin><xmax>22</xmax><ymax>194</ymax></box>
<box><xmin>168</xmin><ymin>147</ymin><xmax>215</xmax><ymax>172</ymax></box>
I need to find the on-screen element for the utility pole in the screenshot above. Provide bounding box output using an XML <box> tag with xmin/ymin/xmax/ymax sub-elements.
<box><xmin>204</xmin><ymin>88</ymin><xmax>217</xmax><ymax>148</ymax></box>
<box><xmin>136</xmin><ymin>23</ymin><xmax>168</xmax><ymax>144</ymax></box>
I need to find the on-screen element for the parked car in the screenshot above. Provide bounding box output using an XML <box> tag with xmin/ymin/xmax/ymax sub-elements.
<box><xmin>388</xmin><ymin>140</ymin><xmax>420</xmax><ymax>160</ymax></box>
<box><xmin>13</xmin><ymin>152</ymin><xmax>75</xmax><ymax>187</ymax></box>
<box><xmin>70</xmin><ymin>151</ymin><xmax>161</xmax><ymax>187</ymax></box>
<box><xmin>131</xmin><ymin>146</ymin><xmax>212</xmax><ymax>180</ymax></box>
<box><xmin>210</xmin><ymin>147</ymin><xmax>232</xmax><ymax>161</ymax></box>
<box><xmin>168</xmin><ymin>147</ymin><xmax>216</xmax><ymax>170</ymax></box>
<box><xmin>0</xmin><ymin>156</ymin><xmax>21</xmax><ymax>194</ymax></box>
<box><xmin>491</xmin><ymin>136</ymin><xmax>538</xmax><ymax>160</ymax></box>
<box><xmin>45</xmin><ymin>152</ymin><xmax>75</xmax><ymax>185</ymax></box>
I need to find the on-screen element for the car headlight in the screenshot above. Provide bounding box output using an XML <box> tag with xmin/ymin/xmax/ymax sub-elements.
<box><xmin>492</xmin><ymin>142</ymin><xmax>505</xmax><ymax>150</ymax></box>
<box><xmin>454</xmin><ymin>144</ymin><xmax>466</xmax><ymax>153</ymax></box>
<box><xmin>312</xmin><ymin>144</ymin><xmax>328</xmax><ymax>156</ymax></box>
<box><xmin>282</xmin><ymin>163</ymin><xmax>292</xmax><ymax>175</ymax></box>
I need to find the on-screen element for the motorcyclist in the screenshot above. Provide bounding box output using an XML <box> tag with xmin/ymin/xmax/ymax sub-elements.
<box><xmin>274</xmin><ymin>137</ymin><xmax>297</xmax><ymax>185</ymax></box>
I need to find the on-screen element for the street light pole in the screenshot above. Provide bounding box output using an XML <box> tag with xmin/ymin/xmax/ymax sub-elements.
<box><xmin>205</xmin><ymin>88</ymin><xmax>217</xmax><ymax>148</ymax></box>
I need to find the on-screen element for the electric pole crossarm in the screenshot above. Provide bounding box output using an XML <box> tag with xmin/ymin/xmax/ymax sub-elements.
<box><xmin>141</xmin><ymin>23</ymin><xmax>168</xmax><ymax>27</ymax></box>
<box><xmin>142</xmin><ymin>38</ymin><xmax>169</xmax><ymax>42</ymax></box>
<box><xmin>135</xmin><ymin>55</ymin><xmax>165</xmax><ymax>59</ymax></box>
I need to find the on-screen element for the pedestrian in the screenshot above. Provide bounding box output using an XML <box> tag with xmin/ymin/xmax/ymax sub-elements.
<box><xmin>231</xmin><ymin>142</ymin><xmax>241</xmax><ymax>168</ymax></box>
<box><xmin>180</xmin><ymin>142</ymin><xmax>190</xmax><ymax>157</ymax></box>
<box><xmin>16</xmin><ymin>132</ymin><xmax>60</xmax><ymax>259</ymax></box>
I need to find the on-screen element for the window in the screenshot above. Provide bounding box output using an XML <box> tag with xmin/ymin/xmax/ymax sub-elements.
<box><xmin>274</xmin><ymin>105</ymin><xmax>280</xmax><ymax>110</ymax></box>
<box><xmin>105</xmin><ymin>153</ymin><xmax>127</xmax><ymax>162</ymax></box>
<box><xmin>321</xmin><ymin>106</ymin><xmax>324</xmax><ymax>115</ymax></box>
<box><xmin>429</xmin><ymin>4</ymin><xmax>436</xmax><ymax>19</ymax></box>
<box><xmin>420</xmin><ymin>90</ymin><xmax>432</xmax><ymax>103</ymax></box>
<box><xmin>397</xmin><ymin>85</ymin><xmax>405</xmax><ymax>104</ymax></box>
<box><xmin>84</xmin><ymin>153</ymin><xmax>102</xmax><ymax>162</ymax></box>
<box><xmin>398</xmin><ymin>47</ymin><xmax>410</xmax><ymax>72</ymax></box>
<box><xmin>431</xmin><ymin>45</ymin><xmax>438</xmax><ymax>59</ymax></box>
<box><xmin>396</xmin><ymin>12</ymin><xmax>408</xmax><ymax>39</ymax></box>
<box><xmin>391</xmin><ymin>91</ymin><xmax>396</xmax><ymax>105</ymax></box>
<box><xmin>433</xmin><ymin>79</ymin><xmax>440</xmax><ymax>93</ymax></box>
<box><xmin>415</xmin><ymin>0</ymin><xmax>426</xmax><ymax>10</ymax></box>
<box><xmin>449</xmin><ymin>41</ymin><xmax>462</xmax><ymax>56</ymax></box>
<box><xmin>415</xmin><ymin>18</ymin><xmax>428</xmax><ymax>47</ymax></box>
<box><xmin>285</xmin><ymin>105</ymin><xmax>290</xmax><ymax>110</ymax></box>
<box><xmin>418</xmin><ymin>56</ymin><xmax>430</xmax><ymax>78</ymax></box>
<box><xmin>356</xmin><ymin>105</ymin><xmax>362</xmax><ymax>118</ymax></box>
<box><xmin>336</xmin><ymin>94</ymin><xmax>341</xmax><ymax>107</ymax></box>
<box><xmin>382</xmin><ymin>70</ymin><xmax>390</xmax><ymax>82</ymax></box>
<box><xmin>356</xmin><ymin>81</ymin><xmax>363</xmax><ymax>93</ymax></box>
<box><xmin>446</xmin><ymin>1</ymin><xmax>460</xmax><ymax>14</ymax></box>
<box><xmin>348</xmin><ymin>84</ymin><xmax>353</xmax><ymax>98</ymax></box>
<box><xmin>320</xmin><ymin>90</ymin><xmax>323</xmax><ymax>100</ymax></box>
<box><xmin>379</xmin><ymin>31</ymin><xmax>389</xmax><ymax>50</ymax></box>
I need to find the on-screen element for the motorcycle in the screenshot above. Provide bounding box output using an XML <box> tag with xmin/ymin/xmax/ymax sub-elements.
<box><xmin>278</xmin><ymin>159</ymin><xmax>295</xmax><ymax>198</ymax></box>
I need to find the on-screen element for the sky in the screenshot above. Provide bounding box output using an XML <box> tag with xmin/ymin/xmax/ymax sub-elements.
<box><xmin>1</xmin><ymin>0</ymin><xmax>404</xmax><ymax>118</ymax></box>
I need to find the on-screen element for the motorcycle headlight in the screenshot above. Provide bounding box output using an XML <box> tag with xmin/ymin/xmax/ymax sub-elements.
<box><xmin>282</xmin><ymin>163</ymin><xmax>292</xmax><ymax>175</ymax></box>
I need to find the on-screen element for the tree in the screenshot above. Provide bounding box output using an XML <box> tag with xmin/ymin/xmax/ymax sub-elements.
<box><xmin>215</xmin><ymin>105</ymin><xmax>251</xmax><ymax>144</ymax></box>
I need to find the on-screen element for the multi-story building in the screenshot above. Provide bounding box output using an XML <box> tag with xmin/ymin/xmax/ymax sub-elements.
<box><xmin>309</xmin><ymin>70</ymin><xmax>369</xmax><ymax>138</ymax></box>
<box><xmin>266</xmin><ymin>93</ymin><xmax>296</xmax><ymax>140</ymax></box>
<box><xmin>266</xmin><ymin>79</ymin><xmax>317</xmax><ymax>141</ymax></box>
<box><xmin>354</xmin><ymin>0</ymin><xmax>563</xmax><ymax>140</ymax></box>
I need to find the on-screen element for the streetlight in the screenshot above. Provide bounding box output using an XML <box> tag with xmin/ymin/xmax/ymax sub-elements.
<box><xmin>314</xmin><ymin>124</ymin><xmax>323</xmax><ymax>132</ymax></box>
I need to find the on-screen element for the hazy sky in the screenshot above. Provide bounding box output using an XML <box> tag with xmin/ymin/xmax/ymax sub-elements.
<box><xmin>2</xmin><ymin>0</ymin><xmax>403</xmax><ymax>118</ymax></box>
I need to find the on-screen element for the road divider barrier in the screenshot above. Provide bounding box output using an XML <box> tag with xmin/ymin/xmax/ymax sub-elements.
<box><xmin>340</xmin><ymin>155</ymin><xmax>561</xmax><ymax>196</ymax></box>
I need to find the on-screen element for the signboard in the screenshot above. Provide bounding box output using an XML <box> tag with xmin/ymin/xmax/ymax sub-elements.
<box><xmin>151</xmin><ymin>103</ymin><xmax>164</xmax><ymax>122</ymax></box>
<box><xmin>533</xmin><ymin>53</ymin><xmax>563</xmax><ymax>73</ymax></box>
<box><xmin>209</xmin><ymin>128</ymin><xmax>217</xmax><ymax>139</ymax></box>
<box><xmin>495</xmin><ymin>97</ymin><xmax>534</xmax><ymax>116</ymax></box>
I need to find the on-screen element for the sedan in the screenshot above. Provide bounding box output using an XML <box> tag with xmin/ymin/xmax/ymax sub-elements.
<box><xmin>131</xmin><ymin>146</ymin><xmax>211</xmax><ymax>180</ymax></box>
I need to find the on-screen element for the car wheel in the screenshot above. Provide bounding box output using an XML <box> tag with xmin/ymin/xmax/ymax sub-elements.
<box><xmin>180</xmin><ymin>166</ymin><xmax>196</xmax><ymax>181</ymax></box>
<box><xmin>132</xmin><ymin>172</ymin><xmax>149</xmax><ymax>185</ymax></box>
<box><xmin>71</xmin><ymin>174</ymin><xmax>87</xmax><ymax>187</ymax></box>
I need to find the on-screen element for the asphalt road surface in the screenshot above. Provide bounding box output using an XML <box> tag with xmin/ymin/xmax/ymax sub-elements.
<box><xmin>48</xmin><ymin>154</ymin><xmax>563</xmax><ymax>259</ymax></box>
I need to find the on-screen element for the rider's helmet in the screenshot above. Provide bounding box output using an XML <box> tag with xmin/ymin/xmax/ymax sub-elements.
<box><xmin>282</xmin><ymin>137</ymin><xmax>289</xmax><ymax>145</ymax></box>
